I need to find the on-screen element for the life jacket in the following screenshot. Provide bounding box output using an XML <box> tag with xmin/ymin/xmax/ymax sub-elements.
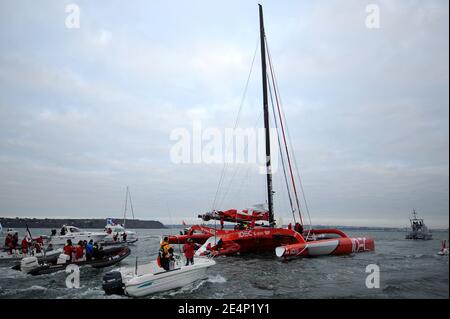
<box><xmin>159</xmin><ymin>241</ymin><xmax>171</xmax><ymax>259</ymax></box>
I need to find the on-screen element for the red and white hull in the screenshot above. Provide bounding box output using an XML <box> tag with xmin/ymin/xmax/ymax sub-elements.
<box><xmin>276</xmin><ymin>236</ymin><xmax>375</xmax><ymax>258</ymax></box>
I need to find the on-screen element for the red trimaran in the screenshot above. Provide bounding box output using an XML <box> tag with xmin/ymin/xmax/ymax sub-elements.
<box><xmin>168</xmin><ymin>5</ymin><xmax>375</xmax><ymax>258</ymax></box>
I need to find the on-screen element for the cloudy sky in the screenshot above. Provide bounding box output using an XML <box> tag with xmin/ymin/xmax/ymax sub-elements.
<box><xmin>0</xmin><ymin>0</ymin><xmax>448</xmax><ymax>228</ymax></box>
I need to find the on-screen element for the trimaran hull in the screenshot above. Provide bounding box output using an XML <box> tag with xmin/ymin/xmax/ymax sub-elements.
<box><xmin>167</xmin><ymin>4</ymin><xmax>375</xmax><ymax>259</ymax></box>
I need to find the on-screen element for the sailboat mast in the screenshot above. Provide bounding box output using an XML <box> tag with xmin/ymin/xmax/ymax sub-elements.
<box><xmin>123</xmin><ymin>186</ymin><xmax>129</xmax><ymax>228</ymax></box>
<box><xmin>259</xmin><ymin>4</ymin><xmax>274</xmax><ymax>226</ymax></box>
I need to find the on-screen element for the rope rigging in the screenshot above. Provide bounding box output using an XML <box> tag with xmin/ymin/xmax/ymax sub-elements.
<box><xmin>265</xmin><ymin>38</ymin><xmax>304</xmax><ymax>226</ymax></box>
<box><xmin>265</xmin><ymin>38</ymin><xmax>313</xmax><ymax>230</ymax></box>
<box><xmin>267</xmin><ymin>71</ymin><xmax>296</xmax><ymax>223</ymax></box>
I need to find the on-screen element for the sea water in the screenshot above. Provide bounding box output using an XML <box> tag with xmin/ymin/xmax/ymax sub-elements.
<box><xmin>0</xmin><ymin>228</ymin><xmax>448</xmax><ymax>299</ymax></box>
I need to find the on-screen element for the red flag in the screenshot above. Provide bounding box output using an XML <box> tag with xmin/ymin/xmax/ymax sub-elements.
<box><xmin>182</xmin><ymin>220</ymin><xmax>187</xmax><ymax>226</ymax></box>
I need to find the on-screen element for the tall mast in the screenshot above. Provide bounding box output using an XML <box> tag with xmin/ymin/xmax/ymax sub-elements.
<box><xmin>123</xmin><ymin>186</ymin><xmax>129</xmax><ymax>228</ymax></box>
<box><xmin>259</xmin><ymin>4</ymin><xmax>274</xmax><ymax>226</ymax></box>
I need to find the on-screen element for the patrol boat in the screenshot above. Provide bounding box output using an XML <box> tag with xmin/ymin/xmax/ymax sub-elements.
<box><xmin>405</xmin><ymin>209</ymin><xmax>433</xmax><ymax>240</ymax></box>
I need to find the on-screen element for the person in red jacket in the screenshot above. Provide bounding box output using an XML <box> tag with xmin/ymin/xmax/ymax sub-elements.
<box><xmin>21</xmin><ymin>236</ymin><xmax>30</xmax><ymax>254</ymax></box>
<box><xmin>183</xmin><ymin>238</ymin><xmax>196</xmax><ymax>266</ymax></box>
<box><xmin>63</xmin><ymin>239</ymin><xmax>74</xmax><ymax>261</ymax></box>
<box><xmin>75</xmin><ymin>241</ymin><xmax>85</xmax><ymax>261</ymax></box>
<box><xmin>4</xmin><ymin>234</ymin><xmax>12</xmax><ymax>253</ymax></box>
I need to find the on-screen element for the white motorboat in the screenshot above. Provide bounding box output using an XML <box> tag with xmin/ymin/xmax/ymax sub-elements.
<box><xmin>43</xmin><ymin>225</ymin><xmax>107</xmax><ymax>247</ymax></box>
<box><xmin>102</xmin><ymin>255</ymin><xmax>216</xmax><ymax>297</ymax></box>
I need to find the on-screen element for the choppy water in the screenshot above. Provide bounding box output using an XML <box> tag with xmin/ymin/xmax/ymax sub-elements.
<box><xmin>0</xmin><ymin>228</ymin><xmax>448</xmax><ymax>299</ymax></box>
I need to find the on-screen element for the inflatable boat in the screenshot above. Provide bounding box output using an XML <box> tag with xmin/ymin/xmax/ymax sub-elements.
<box><xmin>16</xmin><ymin>245</ymin><xmax>130</xmax><ymax>275</ymax></box>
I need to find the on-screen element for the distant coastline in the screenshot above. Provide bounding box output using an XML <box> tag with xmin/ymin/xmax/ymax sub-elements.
<box><xmin>0</xmin><ymin>217</ymin><xmax>166</xmax><ymax>229</ymax></box>
<box><xmin>165</xmin><ymin>224</ymin><xmax>448</xmax><ymax>232</ymax></box>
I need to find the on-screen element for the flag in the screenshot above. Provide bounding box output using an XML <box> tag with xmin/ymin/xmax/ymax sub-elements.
<box><xmin>182</xmin><ymin>220</ymin><xmax>187</xmax><ymax>226</ymax></box>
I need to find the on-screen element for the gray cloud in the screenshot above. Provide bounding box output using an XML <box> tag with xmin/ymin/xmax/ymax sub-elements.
<box><xmin>0</xmin><ymin>0</ymin><xmax>448</xmax><ymax>228</ymax></box>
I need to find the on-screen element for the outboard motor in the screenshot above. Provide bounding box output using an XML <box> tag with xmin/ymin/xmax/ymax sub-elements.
<box><xmin>102</xmin><ymin>271</ymin><xmax>124</xmax><ymax>295</ymax></box>
<box><xmin>21</xmin><ymin>256</ymin><xmax>39</xmax><ymax>274</ymax></box>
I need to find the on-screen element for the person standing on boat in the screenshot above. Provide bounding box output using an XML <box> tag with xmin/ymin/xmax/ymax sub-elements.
<box><xmin>12</xmin><ymin>232</ymin><xmax>19</xmax><ymax>250</ymax></box>
<box><xmin>159</xmin><ymin>237</ymin><xmax>174</xmax><ymax>271</ymax></box>
<box><xmin>294</xmin><ymin>223</ymin><xmax>303</xmax><ymax>234</ymax></box>
<box><xmin>21</xmin><ymin>236</ymin><xmax>30</xmax><ymax>254</ymax></box>
<box><xmin>4</xmin><ymin>233</ymin><xmax>12</xmax><ymax>253</ymax></box>
<box><xmin>183</xmin><ymin>238</ymin><xmax>195</xmax><ymax>266</ymax></box>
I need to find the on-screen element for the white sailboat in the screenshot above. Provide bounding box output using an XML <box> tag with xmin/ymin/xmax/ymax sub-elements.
<box><xmin>102</xmin><ymin>186</ymin><xmax>139</xmax><ymax>244</ymax></box>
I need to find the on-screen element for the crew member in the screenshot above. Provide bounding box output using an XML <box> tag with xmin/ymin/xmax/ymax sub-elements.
<box><xmin>21</xmin><ymin>236</ymin><xmax>30</xmax><ymax>254</ymax></box>
<box><xmin>159</xmin><ymin>237</ymin><xmax>174</xmax><ymax>271</ymax></box>
<box><xmin>85</xmin><ymin>240</ymin><xmax>94</xmax><ymax>261</ymax></box>
<box><xmin>121</xmin><ymin>232</ymin><xmax>128</xmax><ymax>242</ymax></box>
<box><xmin>64</xmin><ymin>239</ymin><xmax>74</xmax><ymax>261</ymax></box>
<box><xmin>12</xmin><ymin>232</ymin><xmax>19</xmax><ymax>249</ymax></box>
<box><xmin>183</xmin><ymin>238</ymin><xmax>195</xmax><ymax>266</ymax></box>
<box><xmin>4</xmin><ymin>234</ymin><xmax>12</xmax><ymax>253</ymax></box>
<box><xmin>75</xmin><ymin>240</ymin><xmax>85</xmax><ymax>261</ymax></box>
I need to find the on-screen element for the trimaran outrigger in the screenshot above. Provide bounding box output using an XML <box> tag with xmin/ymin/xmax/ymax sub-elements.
<box><xmin>167</xmin><ymin>4</ymin><xmax>375</xmax><ymax>259</ymax></box>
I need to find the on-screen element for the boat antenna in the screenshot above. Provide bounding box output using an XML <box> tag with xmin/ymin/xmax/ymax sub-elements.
<box><xmin>259</xmin><ymin>4</ymin><xmax>274</xmax><ymax>226</ymax></box>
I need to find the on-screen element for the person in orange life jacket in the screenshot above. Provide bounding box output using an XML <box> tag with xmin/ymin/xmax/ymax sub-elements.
<box><xmin>75</xmin><ymin>240</ymin><xmax>85</xmax><ymax>261</ymax></box>
<box><xmin>183</xmin><ymin>238</ymin><xmax>196</xmax><ymax>266</ymax></box>
<box><xmin>159</xmin><ymin>237</ymin><xmax>174</xmax><ymax>271</ymax></box>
